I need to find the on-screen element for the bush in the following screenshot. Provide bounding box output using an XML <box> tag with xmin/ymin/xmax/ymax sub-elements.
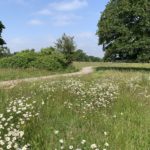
<box><xmin>33</xmin><ymin>52</ymin><xmax>67</xmax><ymax>71</ymax></box>
<box><xmin>0</xmin><ymin>50</ymin><xmax>37</xmax><ymax>68</ymax></box>
<box><xmin>0</xmin><ymin>48</ymin><xmax>68</xmax><ymax>71</ymax></box>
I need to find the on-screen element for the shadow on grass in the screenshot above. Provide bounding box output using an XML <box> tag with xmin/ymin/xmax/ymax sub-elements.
<box><xmin>96</xmin><ymin>66</ymin><xmax>150</xmax><ymax>72</ymax></box>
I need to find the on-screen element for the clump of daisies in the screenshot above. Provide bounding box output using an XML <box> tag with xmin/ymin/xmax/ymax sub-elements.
<box><xmin>0</xmin><ymin>96</ymin><xmax>44</xmax><ymax>149</ymax></box>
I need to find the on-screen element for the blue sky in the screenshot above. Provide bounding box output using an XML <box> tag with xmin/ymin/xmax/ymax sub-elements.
<box><xmin>0</xmin><ymin>0</ymin><xmax>109</xmax><ymax>57</ymax></box>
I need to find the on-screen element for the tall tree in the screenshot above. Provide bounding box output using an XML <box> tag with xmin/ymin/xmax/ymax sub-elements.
<box><xmin>0</xmin><ymin>21</ymin><xmax>6</xmax><ymax>46</ymax></box>
<box><xmin>55</xmin><ymin>33</ymin><xmax>76</xmax><ymax>65</ymax></box>
<box><xmin>97</xmin><ymin>0</ymin><xmax>150</xmax><ymax>62</ymax></box>
<box><xmin>0</xmin><ymin>21</ymin><xmax>10</xmax><ymax>57</ymax></box>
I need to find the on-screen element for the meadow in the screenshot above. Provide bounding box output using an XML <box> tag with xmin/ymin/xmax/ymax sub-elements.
<box><xmin>1</xmin><ymin>62</ymin><xmax>150</xmax><ymax>81</ymax></box>
<box><xmin>0</xmin><ymin>67</ymin><xmax>76</xmax><ymax>81</ymax></box>
<box><xmin>0</xmin><ymin>68</ymin><xmax>55</xmax><ymax>81</ymax></box>
<box><xmin>0</xmin><ymin>62</ymin><xmax>150</xmax><ymax>150</ymax></box>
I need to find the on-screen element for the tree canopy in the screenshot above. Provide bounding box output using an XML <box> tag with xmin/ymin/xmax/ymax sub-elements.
<box><xmin>97</xmin><ymin>0</ymin><xmax>150</xmax><ymax>62</ymax></box>
<box><xmin>73</xmin><ymin>49</ymin><xmax>101</xmax><ymax>62</ymax></box>
<box><xmin>0</xmin><ymin>21</ymin><xmax>10</xmax><ymax>57</ymax></box>
<box><xmin>55</xmin><ymin>33</ymin><xmax>76</xmax><ymax>65</ymax></box>
<box><xmin>0</xmin><ymin>21</ymin><xmax>6</xmax><ymax>46</ymax></box>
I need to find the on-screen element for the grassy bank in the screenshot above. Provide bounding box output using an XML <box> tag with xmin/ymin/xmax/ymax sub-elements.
<box><xmin>0</xmin><ymin>70</ymin><xmax>149</xmax><ymax>149</ymax></box>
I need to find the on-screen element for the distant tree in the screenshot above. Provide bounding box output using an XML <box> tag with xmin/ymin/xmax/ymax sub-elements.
<box><xmin>0</xmin><ymin>21</ymin><xmax>5</xmax><ymax>45</ymax></box>
<box><xmin>97</xmin><ymin>0</ymin><xmax>150</xmax><ymax>62</ymax></box>
<box><xmin>73</xmin><ymin>49</ymin><xmax>101</xmax><ymax>62</ymax></box>
<box><xmin>73</xmin><ymin>49</ymin><xmax>88</xmax><ymax>61</ymax></box>
<box><xmin>55</xmin><ymin>33</ymin><xmax>76</xmax><ymax>65</ymax></box>
<box><xmin>88</xmin><ymin>56</ymin><xmax>101</xmax><ymax>62</ymax></box>
<box><xmin>0</xmin><ymin>21</ymin><xmax>10</xmax><ymax>57</ymax></box>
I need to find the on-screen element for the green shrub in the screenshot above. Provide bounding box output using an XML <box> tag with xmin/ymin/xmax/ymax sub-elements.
<box><xmin>0</xmin><ymin>50</ymin><xmax>37</xmax><ymax>68</ymax></box>
<box><xmin>33</xmin><ymin>55</ymin><xmax>66</xmax><ymax>71</ymax></box>
<box><xmin>137</xmin><ymin>52</ymin><xmax>150</xmax><ymax>63</ymax></box>
<box><xmin>0</xmin><ymin>49</ymin><xmax>68</xmax><ymax>71</ymax></box>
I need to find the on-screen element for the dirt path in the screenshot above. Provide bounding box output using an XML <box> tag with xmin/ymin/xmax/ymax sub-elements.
<box><xmin>0</xmin><ymin>67</ymin><xmax>94</xmax><ymax>89</ymax></box>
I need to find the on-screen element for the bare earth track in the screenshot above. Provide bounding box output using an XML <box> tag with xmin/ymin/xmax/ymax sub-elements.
<box><xmin>0</xmin><ymin>67</ymin><xmax>93</xmax><ymax>89</ymax></box>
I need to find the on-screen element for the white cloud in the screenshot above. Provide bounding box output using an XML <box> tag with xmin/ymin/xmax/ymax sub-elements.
<box><xmin>7</xmin><ymin>35</ymin><xmax>55</xmax><ymax>52</ymax></box>
<box><xmin>53</xmin><ymin>14</ymin><xmax>81</xmax><ymax>27</ymax></box>
<box><xmin>7</xmin><ymin>0</ymin><xmax>34</xmax><ymax>5</ymax></box>
<box><xmin>34</xmin><ymin>0</ymin><xmax>87</xmax><ymax>27</ymax></box>
<box><xmin>37</xmin><ymin>9</ymin><xmax>52</xmax><ymax>16</ymax></box>
<box><xmin>49</xmin><ymin>0</ymin><xmax>88</xmax><ymax>11</ymax></box>
<box><xmin>28</xmin><ymin>19</ymin><xmax>44</xmax><ymax>26</ymax></box>
<box><xmin>75</xmin><ymin>32</ymin><xmax>94</xmax><ymax>39</ymax></box>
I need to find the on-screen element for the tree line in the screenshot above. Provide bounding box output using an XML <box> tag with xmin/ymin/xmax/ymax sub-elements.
<box><xmin>2</xmin><ymin>0</ymin><xmax>150</xmax><ymax>67</ymax></box>
<box><xmin>0</xmin><ymin>22</ymin><xmax>101</xmax><ymax>70</ymax></box>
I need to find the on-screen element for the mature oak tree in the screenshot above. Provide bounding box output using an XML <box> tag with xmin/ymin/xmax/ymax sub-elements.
<box><xmin>97</xmin><ymin>0</ymin><xmax>150</xmax><ymax>62</ymax></box>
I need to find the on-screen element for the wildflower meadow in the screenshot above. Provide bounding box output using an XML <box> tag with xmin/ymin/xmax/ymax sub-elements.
<box><xmin>0</xmin><ymin>66</ymin><xmax>149</xmax><ymax>150</ymax></box>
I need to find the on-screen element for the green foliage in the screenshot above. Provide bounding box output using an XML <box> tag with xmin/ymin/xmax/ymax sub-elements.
<box><xmin>0</xmin><ymin>21</ymin><xmax>10</xmax><ymax>57</ymax></box>
<box><xmin>97</xmin><ymin>0</ymin><xmax>150</xmax><ymax>62</ymax></box>
<box><xmin>40</xmin><ymin>47</ymin><xmax>55</xmax><ymax>55</ymax></box>
<box><xmin>0</xmin><ymin>21</ymin><xmax>5</xmax><ymax>43</ymax></box>
<box><xmin>34</xmin><ymin>50</ymin><xmax>67</xmax><ymax>71</ymax></box>
<box><xmin>73</xmin><ymin>49</ymin><xmax>89</xmax><ymax>61</ymax></box>
<box><xmin>88</xmin><ymin>56</ymin><xmax>101</xmax><ymax>62</ymax></box>
<box><xmin>0</xmin><ymin>47</ymin><xmax>10</xmax><ymax>58</ymax></box>
<box><xmin>55</xmin><ymin>33</ymin><xmax>76</xmax><ymax>65</ymax></box>
<box><xmin>137</xmin><ymin>50</ymin><xmax>150</xmax><ymax>62</ymax></box>
<box><xmin>0</xmin><ymin>50</ymin><xmax>37</xmax><ymax>68</ymax></box>
<box><xmin>73</xmin><ymin>49</ymin><xmax>101</xmax><ymax>62</ymax></box>
<box><xmin>0</xmin><ymin>38</ymin><xmax>5</xmax><ymax>46</ymax></box>
<box><xmin>0</xmin><ymin>48</ymin><xmax>67</xmax><ymax>71</ymax></box>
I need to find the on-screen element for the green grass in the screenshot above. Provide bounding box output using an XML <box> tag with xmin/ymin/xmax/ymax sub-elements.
<box><xmin>0</xmin><ymin>68</ymin><xmax>54</xmax><ymax>81</ymax></box>
<box><xmin>73</xmin><ymin>61</ymin><xmax>102</xmax><ymax>69</ymax></box>
<box><xmin>0</xmin><ymin>70</ymin><xmax>149</xmax><ymax>149</ymax></box>
<box><xmin>74</xmin><ymin>61</ymin><xmax>150</xmax><ymax>69</ymax></box>
<box><xmin>0</xmin><ymin>67</ymin><xmax>76</xmax><ymax>81</ymax></box>
<box><xmin>0</xmin><ymin>62</ymin><xmax>150</xmax><ymax>81</ymax></box>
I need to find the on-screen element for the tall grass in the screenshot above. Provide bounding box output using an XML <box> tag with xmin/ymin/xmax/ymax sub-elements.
<box><xmin>0</xmin><ymin>67</ymin><xmax>76</xmax><ymax>81</ymax></box>
<box><xmin>0</xmin><ymin>62</ymin><xmax>150</xmax><ymax>81</ymax></box>
<box><xmin>0</xmin><ymin>68</ymin><xmax>54</xmax><ymax>81</ymax></box>
<box><xmin>0</xmin><ymin>70</ymin><xmax>149</xmax><ymax>149</ymax></box>
<box><xmin>73</xmin><ymin>61</ymin><xmax>150</xmax><ymax>69</ymax></box>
